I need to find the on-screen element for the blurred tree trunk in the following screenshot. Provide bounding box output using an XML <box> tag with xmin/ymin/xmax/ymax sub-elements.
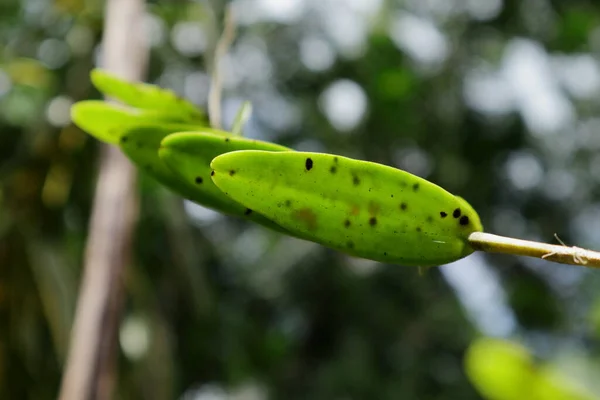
<box><xmin>58</xmin><ymin>0</ymin><xmax>148</xmax><ymax>399</ymax></box>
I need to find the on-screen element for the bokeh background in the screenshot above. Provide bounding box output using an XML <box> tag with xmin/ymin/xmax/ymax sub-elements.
<box><xmin>2</xmin><ymin>0</ymin><xmax>600</xmax><ymax>398</ymax></box>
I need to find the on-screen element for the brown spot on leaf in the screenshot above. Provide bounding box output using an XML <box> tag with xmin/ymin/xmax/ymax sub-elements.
<box><xmin>293</xmin><ymin>208</ymin><xmax>318</xmax><ymax>231</ymax></box>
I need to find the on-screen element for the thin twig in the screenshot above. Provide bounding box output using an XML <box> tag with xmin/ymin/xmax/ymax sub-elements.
<box><xmin>58</xmin><ymin>0</ymin><xmax>148</xmax><ymax>399</ymax></box>
<box><xmin>468</xmin><ymin>232</ymin><xmax>600</xmax><ymax>268</ymax></box>
<box><xmin>208</xmin><ymin>5</ymin><xmax>237</xmax><ymax>129</ymax></box>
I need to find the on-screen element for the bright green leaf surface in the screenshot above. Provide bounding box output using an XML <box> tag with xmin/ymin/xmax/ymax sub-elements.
<box><xmin>158</xmin><ymin>130</ymin><xmax>294</xmax><ymax>231</ymax></box>
<box><xmin>465</xmin><ymin>338</ymin><xmax>597</xmax><ymax>400</ymax></box>
<box><xmin>90</xmin><ymin>69</ymin><xmax>205</xmax><ymax>123</ymax></box>
<box><xmin>71</xmin><ymin>100</ymin><xmax>205</xmax><ymax>144</ymax></box>
<box><xmin>210</xmin><ymin>150</ymin><xmax>483</xmax><ymax>266</ymax></box>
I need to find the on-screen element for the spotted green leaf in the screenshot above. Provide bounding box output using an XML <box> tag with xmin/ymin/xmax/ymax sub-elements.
<box><xmin>210</xmin><ymin>150</ymin><xmax>484</xmax><ymax>266</ymax></box>
<box><xmin>158</xmin><ymin>130</ymin><xmax>294</xmax><ymax>230</ymax></box>
<box><xmin>90</xmin><ymin>69</ymin><xmax>205</xmax><ymax>123</ymax></box>
<box><xmin>71</xmin><ymin>100</ymin><xmax>204</xmax><ymax>144</ymax></box>
<box><xmin>119</xmin><ymin>125</ymin><xmax>211</xmax><ymax>204</ymax></box>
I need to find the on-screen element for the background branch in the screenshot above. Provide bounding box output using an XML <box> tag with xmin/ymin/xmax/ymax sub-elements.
<box><xmin>58</xmin><ymin>0</ymin><xmax>148</xmax><ymax>398</ymax></box>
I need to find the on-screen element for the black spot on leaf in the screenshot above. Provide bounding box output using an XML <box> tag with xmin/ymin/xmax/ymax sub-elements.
<box><xmin>416</xmin><ymin>227</ymin><xmax>422</xmax><ymax>232</ymax></box>
<box><xmin>244</xmin><ymin>208</ymin><xmax>252</xmax><ymax>215</ymax></box>
<box><xmin>440</xmin><ymin>211</ymin><xmax>447</xmax><ymax>218</ymax></box>
<box><xmin>453</xmin><ymin>208</ymin><xmax>461</xmax><ymax>218</ymax></box>
<box><xmin>211</xmin><ymin>171</ymin><xmax>215</xmax><ymax>176</ymax></box>
<box><xmin>330</xmin><ymin>166</ymin><xmax>337</xmax><ymax>174</ymax></box>
<box><xmin>412</xmin><ymin>183</ymin><xmax>420</xmax><ymax>192</ymax></box>
<box><xmin>195</xmin><ymin>176</ymin><xmax>203</xmax><ymax>184</ymax></box>
<box><xmin>305</xmin><ymin>158</ymin><xmax>313</xmax><ymax>171</ymax></box>
<box><xmin>352</xmin><ymin>175</ymin><xmax>360</xmax><ymax>186</ymax></box>
<box><xmin>229</xmin><ymin>170</ymin><xmax>236</xmax><ymax>176</ymax></box>
<box><xmin>400</xmin><ymin>203</ymin><xmax>407</xmax><ymax>211</ymax></box>
<box><xmin>344</xmin><ymin>219</ymin><xmax>351</xmax><ymax>228</ymax></box>
<box><xmin>369</xmin><ymin>217</ymin><xmax>377</xmax><ymax>226</ymax></box>
<box><xmin>459</xmin><ymin>216</ymin><xmax>469</xmax><ymax>226</ymax></box>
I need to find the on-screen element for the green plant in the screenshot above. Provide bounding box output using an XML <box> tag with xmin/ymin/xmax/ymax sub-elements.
<box><xmin>72</xmin><ymin>69</ymin><xmax>600</xmax><ymax>269</ymax></box>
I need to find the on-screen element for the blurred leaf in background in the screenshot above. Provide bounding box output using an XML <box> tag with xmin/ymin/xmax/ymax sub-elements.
<box><xmin>2</xmin><ymin>0</ymin><xmax>600</xmax><ymax>399</ymax></box>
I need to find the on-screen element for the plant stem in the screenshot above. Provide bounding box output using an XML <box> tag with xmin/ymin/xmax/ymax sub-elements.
<box><xmin>59</xmin><ymin>0</ymin><xmax>148</xmax><ymax>398</ymax></box>
<box><xmin>208</xmin><ymin>4</ymin><xmax>236</xmax><ymax>130</ymax></box>
<box><xmin>468</xmin><ymin>232</ymin><xmax>600</xmax><ymax>268</ymax></box>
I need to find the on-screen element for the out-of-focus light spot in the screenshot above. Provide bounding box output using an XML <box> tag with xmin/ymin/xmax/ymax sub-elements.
<box><xmin>144</xmin><ymin>13</ymin><xmax>167</xmax><ymax>48</ymax></box>
<box><xmin>440</xmin><ymin>253</ymin><xmax>517</xmax><ymax>337</ymax></box>
<box><xmin>232</xmin><ymin>40</ymin><xmax>273</xmax><ymax>83</ymax></box>
<box><xmin>184</xmin><ymin>71</ymin><xmax>210</xmax><ymax>106</ymax></box>
<box><xmin>553</xmin><ymin>54</ymin><xmax>600</xmax><ymax>100</ymax></box>
<box><xmin>254</xmin><ymin>91</ymin><xmax>301</xmax><ymax>132</ymax></box>
<box><xmin>319</xmin><ymin>79</ymin><xmax>367</xmax><ymax>132</ymax></box>
<box><xmin>183</xmin><ymin>200</ymin><xmax>222</xmax><ymax>226</ymax></box>
<box><xmin>180</xmin><ymin>384</ymin><xmax>227</xmax><ymax>400</ymax></box>
<box><xmin>66</xmin><ymin>25</ymin><xmax>94</xmax><ymax>56</ymax></box>
<box><xmin>344</xmin><ymin>0</ymin><xmax>383</xmax><ymax>15</ymax></box>
<box><xmin>0</xmin><ymin>69</ymin><xmax>11</xmax><ymax>98</ymax></box>
<box><xmin>119</xmin><ymin>315</ymin><xmax>150</xmax><ymax>361</ymax></box>
<box><xmin>404</xmin><ymin>0</ymin><xmax>458</xmax><ymax>19</ymax></box>
<box><xmin>389</xmin><ymin>13</ymin><xmax>449</xmax><ymax>67</ymax></box>
<box><xmin>463</xmin><ymin>67</ymin><xmax>515</xmax><ymax>116</ymax></box>
<box><xmin>38</xmin><ymin>38</ymin><xmax>70</xmax><ymax>69</ymax></box>
<box><xmin>492</xmin><ymin>208</ymin><xmax>527</xmax><ymax>239</ymax></box>
<box><xmin>505</xmin><ymin>150</ymin><xmax>544</xmax><ymax>191</ymax></box>
<box><xmin>590</xmin><ymin>154</ymin><xmax>600</xmax><ymax>184</ymax></box>
<box><xmin>572</xmin><ymin>205</ymin><xmax>600</xmax><ymax>248</ymax></box>
<box><xmin>258</xmin><ymin>0</ymin><xmax>305</xmax><ymax>22</ymax></box>
<box><xmin>393</xmin><ymin>146</ymin><xmax>434</xmax><ymax>178</ymax></box>
<box><xmin>300</xmin><ymin>36</ymin><xmax>335</xmax><ymax>72</ymax></box>
<box><xmin>232</xmin><ymin>227</ymin><xmax>270</xmax><ymax>267</ymax></box>
<box><xmin>293</xmin><ymin>139</ymin><xmax>327</xmax><ymax>153</ymax></box>
<box><xmin>542</xmin><ymin>169</ymin><xmax>576</xmax><ymax>201</ymax></box>
<box><xmin>345</xmin><ymin>256</ymin><xmax>380</xmax><ymax>276</ymax></box>
<box><xmin>171</xmin><ymin>22</ymin><xmax>207</xmax><ymax>57</ymax></box>
<box><xmin>578</xmin><ymin>118</ymin><xmax>600</xmax><ymax>151</ymax></box>
<box><xmin>322</xmin><ymin>7</ymin><xmax>368</xmax><ymax>58</ymax></box>
<box><xmin>465</xmin><ymin>0</ymin><xmax>503</xmax><ymax>21</ymax></box>
<box><xmin>501</xmin><ymin>39</ymin><xmax>574</xmax><ymax>135</ymax></box>
<box><xmin>46</xmin><ymin>95</ymin><xmax>73</xmax><ymax>127</ymax></box>
<box><xmin>229</xmin><ymin>381</ymin><xmax>268</xmax><ymax>400</ymax></box>
<box><xmin>156</xmin><ymin>67</ymin><xmax>188</xmax><ymax>97</ymax></box>
<box><xmin>235</xmin><ymin>0</ymin><xmax>305</xmax><ymax>24</ymax></box>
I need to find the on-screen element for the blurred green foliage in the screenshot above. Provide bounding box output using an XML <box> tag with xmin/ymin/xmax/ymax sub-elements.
<box><xmin>2</xmin><ymin>0</ymin><xmax>600</xmax><ymax>399</ymax></box>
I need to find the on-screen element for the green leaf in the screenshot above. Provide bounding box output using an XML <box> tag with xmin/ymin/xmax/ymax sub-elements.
<box><xmin>71</xmin><ymin>100</ymin><xmax>205</xmax><ymax>144</ymax></box>
<box><xmin>158</xmin><ymin>129</ymin><xmax>294</xmax><ymax>231</ymax></box>
<box><xmin>90</xmin><ymin>69</ymin><xmax>205</xmax><ymax>123</ymax></box>
<box><xmin>465</xmin><ymin>338</ymin><xmax>597</xmax><ymax>400</ymax></box>
<box><xmin>210</xmin><ymin>150</ymin><xmax>483</xmax><ymax>266</ymax></box>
